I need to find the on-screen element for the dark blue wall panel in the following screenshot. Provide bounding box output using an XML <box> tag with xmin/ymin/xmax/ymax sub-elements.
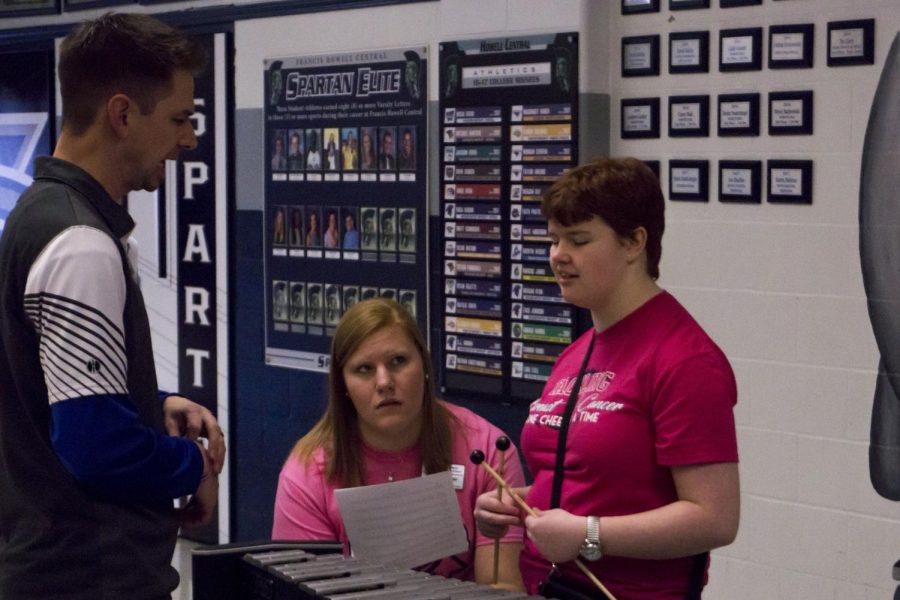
<box><xmin>233</xmin><ymin>209</ymin><xmax>329</xmax><ymax>540</ymax></box>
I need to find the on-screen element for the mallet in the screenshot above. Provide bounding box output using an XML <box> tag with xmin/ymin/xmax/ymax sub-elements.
<box><xmin>470</xmin><ymin>450</ymin><xmax>617</xmax><ymax>600</ymax></box>
<box><xmin>492</xmin><ymin>436</ymin><xmax>511</xmax><ymax>585</ymax></box>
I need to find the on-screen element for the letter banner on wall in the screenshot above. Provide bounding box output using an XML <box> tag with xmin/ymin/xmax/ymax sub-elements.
<box><xmin>438</xmin><ymin>33</ymin><xmax>587</xmax><ymax>403</ymax></box>
<box><xmin>263</xmin><ymin>47</ymin><xmax>428</xmax><ymax>372</ymax></box>
<box><xmin>176</xmin><ymin>32</ymin><xmax>230</xmax><ymax>543</ymax></box>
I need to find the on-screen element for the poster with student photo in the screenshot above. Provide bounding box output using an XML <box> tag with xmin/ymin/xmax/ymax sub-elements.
<box><xmin>271</xmin><ymin>206</ymin><xmax>287</xmax><ymax>247</ymax></box>
<box><xmin>288</xmin><ymin>207</ymin><xmax>303</xmax><ymax>248</ymax></box>
<box><xmin>341</xmin><ymin>127</ymin><xmax>359</xmax><ymax>171</ymax></box>
<box><xmin>287</xmin><ymin>129</ymin><xmax>304</xmax><ymax>171</ymax></box>
<box><xmin>399</xmin><ymin>289</ymin><xmax>417</xmax><ymax>318</ymax></box>
<box><xmin>379</xmin><ymin>208</ymin><xmax>397</xmax><ymax>251</ymax></box>
<box><xmin>361</xmin><ymin>207</ymin><xmax>378</xmax><ymax>251</ymax></box>
<box><xmin>271</xmin><ymin>129</ymin><xmax>287</xmax><ymax>172</ymax></box>
<box><xmin>289</xmin><ymin>282</ymin><xmax>306</xmax><ymax>323</ymax></box>
<box><xmin>272</xmin><ymin>281</ymin><xmax>289</xmax><ymax>321</ymax></box>
<box><xmin>305</xmin><ymin>129</ymin><xmax>322</xmax><ymax>170</ymax></box>
<box><xmin>306</xmin><ymin>283</ymin><xmax>324</xmax><ymax>325</ymax></box>
<box><xmin>322</xmin><ymin>127</ymin><xmax>341</xmax><ymax>171</ymax></box>
<box><xmin>305</xmin><ymin>206</ymin><xmax>322</xmax><ymax>248</ymax></box>
<box><xmin>342</xmin><ymin>286</ymin><xmax>360</xmax><ymax>312</ymax></box>
<box><xmin>397</xmin><ymin>126</ymin><xmax>416</xmax><ymax>171</ymax></box>
<box><xmin>377</xmin><ymin>126</ymin><xmax>396</xmax><ymax>171</ymax></box>
<box><xmin>263</xmin><ymin>48</ymin><xmax>428</xmax><ymax>370</ymax></box>
<box><xmin>398</xmin><ymin>208</ymin><xmax>416</xmax><ymax>252</ymax></box>
<box><xmin>341</xmin><ymin>206</ymin><xmax>360</xmax><ymax>249</ymax></box>
<box><xmin>359</xmin><ymin>126</ymin><xmax>378</xmax><ymax>171</ymax></box>
<box><xmin>322</xmin><ymin>206</ymin><xmax>341</xmax><ymax>250</ymax></box>
<box><xmin>324</xmin><ymin>284</ymin><xmax>342</xmax><ymax>325</ymax></box>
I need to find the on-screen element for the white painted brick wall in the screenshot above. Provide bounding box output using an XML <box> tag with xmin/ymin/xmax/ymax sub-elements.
<box><xmin>611</xmin><ymin>0</ymin><xmax>900</xmax><ymax>595</ymax></box>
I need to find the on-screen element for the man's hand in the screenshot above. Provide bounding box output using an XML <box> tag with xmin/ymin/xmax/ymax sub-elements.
<box><xmin>178</xmin><ymin>473</ymin><xmax>218</xmax><ymax>527</ymax></box>
<box><xmin>163</xmin><ymin>395</ymin><xmax>226</xmax><ymax>474</ymax></box>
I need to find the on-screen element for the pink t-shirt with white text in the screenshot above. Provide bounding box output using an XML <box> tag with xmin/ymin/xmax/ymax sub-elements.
<box><xmin>272</xmin><ymin>402</ymin><xmax>525</xmax><ymax>582</ymax></box>
<box><xmin>520</xmin><ymin>291</ymin><xmax>738</xmax><ymax>599</ymax></box>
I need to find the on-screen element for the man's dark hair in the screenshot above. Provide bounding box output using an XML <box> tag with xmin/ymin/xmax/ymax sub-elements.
<box><xmin>58</xmin><ymin>12</ymin><xmax>207</xmax><ymax>135</ymax></box>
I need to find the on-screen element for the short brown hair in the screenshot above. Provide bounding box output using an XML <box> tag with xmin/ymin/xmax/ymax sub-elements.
<box><xmin>291</xmin><ymin>298</ymin><xmax>455</xmax><ymax>488</ymax></box>
<box><xmin>542</xmin><ymin>157</ymin><xmax>665</xmax><ymax>279</ymax></box>
<box><xmin>58</xmin><ymin>12</ymin><xmax>207</xmax><ymax>136</ymax></box>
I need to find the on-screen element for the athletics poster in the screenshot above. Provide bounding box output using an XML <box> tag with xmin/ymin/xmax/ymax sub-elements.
<box><xmin>439</xmin><ymin>33</ymin><xmax>584</xmax><ymax>402</ymax></box>
<box><xmin>263</xmin><ymin>47</ymin><xmax>427</xmax><ymax>372</ymax></box>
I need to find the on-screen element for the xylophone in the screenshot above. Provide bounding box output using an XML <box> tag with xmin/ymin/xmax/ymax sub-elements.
<box><xmin>191</xmin><ymin>541</ymin><xmax>548</xmax><ymax>600</ymax></box>
<box><xmin>241</xmin><ymin>548</ymin><xmax>545</xmax><ymax>599</ymax></box>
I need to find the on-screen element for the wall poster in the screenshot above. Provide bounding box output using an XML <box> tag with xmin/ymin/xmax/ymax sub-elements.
<box><xmin>174</xmin><ymin>31</ymin><xmax>230</xmax><ymax>543</ymax></box>
<box><xmin>263</xmin><ymin>47</ymin><xmax>427</xmax><ymax>371</ymax></box>
<box><xmin>438</xmin><ymin>33</ymin><xmax>585</xmax><ymax>403</ymax></box>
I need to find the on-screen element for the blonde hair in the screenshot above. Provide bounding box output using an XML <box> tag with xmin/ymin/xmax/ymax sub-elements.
<box><xmin>290</xmin><ymin>298</ymin><xmax>455</xmax><ymax>487</ymax></box>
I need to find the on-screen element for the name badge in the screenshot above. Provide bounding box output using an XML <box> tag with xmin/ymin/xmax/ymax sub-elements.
<box><xmin>450</xmin><ymin>464</ymin><xmax>465</xmax><ymax>490</ymax></box>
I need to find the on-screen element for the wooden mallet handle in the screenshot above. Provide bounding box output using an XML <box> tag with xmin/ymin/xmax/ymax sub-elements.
<box><xmin>470</xmin><ymin>450</ymin><xmax>535</xmax><ymax>517</ymax></box>
<box><xmin>469</xmin><ymin>450</ymin><xmax>618</xmax><ymax>600</ymax></box>
<box><xmin>492</xmin><ymin>436</ymin><xmax>510</xmax><ymax>585</ymax></box>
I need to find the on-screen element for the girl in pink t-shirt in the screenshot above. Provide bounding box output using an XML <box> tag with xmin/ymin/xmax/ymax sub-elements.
<box><xmin>273</xmin><ymin>298</ymin><xmax>525</xmax><ymax>590</ymax></box>
<box><xmin>475</xmin><ymin>158</ymin><xmax>739</xmax><ymax>599</ymax></box>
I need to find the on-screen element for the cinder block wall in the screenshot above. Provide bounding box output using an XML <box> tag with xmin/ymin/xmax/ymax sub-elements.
<box><xmin>610</xmin><ymin>0</ymin><xmax>900</xmax><ymax>596</ymax></box>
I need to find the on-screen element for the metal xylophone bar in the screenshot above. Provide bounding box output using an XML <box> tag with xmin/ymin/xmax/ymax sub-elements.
<box><xmin>243</xmin><ymin>549</ymin><xmax>544</xmax><ymax>600</ymax></box>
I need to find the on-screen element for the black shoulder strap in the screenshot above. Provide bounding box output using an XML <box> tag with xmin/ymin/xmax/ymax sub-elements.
<box><xmin>548</xmin><ymin>331</ymin><xmax>709</xmax><ymax>600</ymax></box>
<box><xmin>550</xmin><ymin>334</ymin><xmax>595</xmax><ymax>509</ymax></box>
<box><xmin>686</xmin><ymin>551</ymin><xmax>708</xmax><ymax>599</ymax></box>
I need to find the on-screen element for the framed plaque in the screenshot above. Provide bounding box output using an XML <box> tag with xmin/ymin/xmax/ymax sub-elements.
<box><xmin>670</xmin><ymin>0</ymin><xmax>709</xmax><ymax>9</ymax></box>
<box><xmin>669</xmin><ymin>31</ymin><xmax>709</xmax><ymax>74</ymax></box>
<box><xmin>719</xmin><ymin>160</ymin><xmax>761</xmax><ymax>203</ymax></box>
<box><xmin>668</xmin><ymin>95</ymin><xmax>709</xmax><ymax>137</ymax></box>
<box><xmin>717</xmin><ymin>93</ymin><xmax>759</xmax><ymax>137</ymax></box>
<box><xmin>767</xmin><ymin>160</ymin><xmax>813</xmax><ymax>204</ymax></box>
<box><xmin>720</xmin><ymin>0</ymin><xmax>761</xmax><ymax>6</ymax></box>
<box><xmin>768</xmin><ymin>90</ymin><xmax>813</xmax><ymax>135</ymax></box>
<box><xmin>669</xmin><ymin>160</ymin><xmax>709</xmax><ymax>202</ymax></box>
<box><xmin>719</xmin><ymin>28</ymin><xmax>763</xmax><ymax>72</ymax></box>
<box><xmin>827</xmin><ymin>19</ymin><xmax>875</xmax><ymax>66</ymax></box>
<box><xmin>64</xmin><ymin>0</ymin><xmax>131</xmax><ymax>8</ymax></box>
<box><xmin>621</xmin><ymin>97</ymin><xmax>660</xmax><ymax>139</ymax></box>
<box><xmin>769</xmin><ymin>24</ymin><xmax>814</xmax><ymax>69</ymax></box>
<box><xmin>622</xmin><ymin>0</ymin><xmax>660</xmax><ymax>14</ymax></box>
<box><xmin>0</xmin><ymin>0</ymin><xmax>58</xmax><ymax>15</ymax></box>
<box><xmin>622</xmin><ymin>35</ymin><xmax>660</xmax><ymax>77</ymax></box>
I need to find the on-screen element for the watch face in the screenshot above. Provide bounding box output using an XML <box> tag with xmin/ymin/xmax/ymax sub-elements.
<box><xmin>580</xmin><ymin>542</ymin><xmax>602</xmax><ymax>561</ymax></box>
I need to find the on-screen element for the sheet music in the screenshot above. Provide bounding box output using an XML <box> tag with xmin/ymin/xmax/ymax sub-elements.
<box><xmin>334</xmin><ymin>470</ymin><xmax>468</xmax><ymax>569</ymax></box>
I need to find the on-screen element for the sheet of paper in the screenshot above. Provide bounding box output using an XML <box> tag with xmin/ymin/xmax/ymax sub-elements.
<box><xmin>334</xmin><ymin>470</ymin><xmax>468</xmax><ymax>569</ymax></box>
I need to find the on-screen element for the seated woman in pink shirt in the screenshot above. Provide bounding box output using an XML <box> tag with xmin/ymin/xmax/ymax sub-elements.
<box><xmin>272</xmin><ymin>298</ymin><xmax>525</xmax><ymax>590</ymax></box>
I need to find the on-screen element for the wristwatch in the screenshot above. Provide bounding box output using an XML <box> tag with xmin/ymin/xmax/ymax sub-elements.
<box><xmin>579</xmin><ymin>516</ymin><xmax>602</xmax><ymax>561</ymax></box>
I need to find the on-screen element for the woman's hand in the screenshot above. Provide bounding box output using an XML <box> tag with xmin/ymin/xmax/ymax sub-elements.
<box><xmin>524</xmin><ymin>508</ymin><xmax>585</xmax><ymax>564</ymax></box>
<box><xmin>474</xmin><ymin>486</ymin><xmax>527</xmax><ymax>538</ymax></box>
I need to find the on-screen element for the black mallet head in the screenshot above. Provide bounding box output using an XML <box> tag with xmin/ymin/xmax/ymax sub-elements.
<box><xmin>495</xmin><ymin>436</ymin><xmax>510</xmax><ymax>451</ymax></box>
<box><xmin>470</xmin><ymin>450</ymin><xmax>486</xmax><ymax>465</ymax></box>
